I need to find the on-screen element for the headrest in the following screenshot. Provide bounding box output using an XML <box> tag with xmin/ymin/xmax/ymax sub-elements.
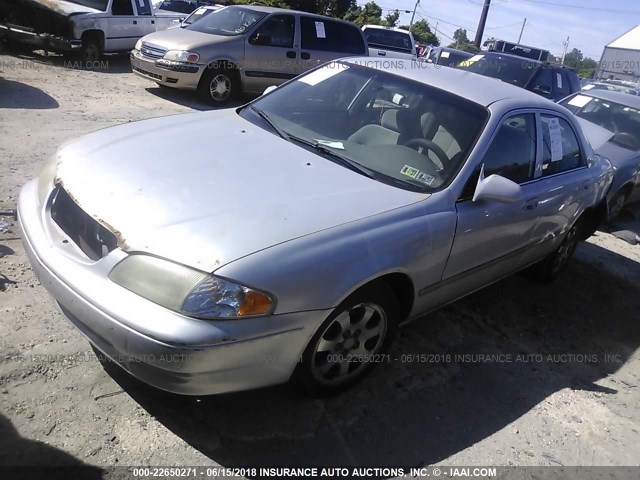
<box><xmin>381</xmin><ymin>109</ymin><xmax>422</xmax><ymax>137</ymax></box>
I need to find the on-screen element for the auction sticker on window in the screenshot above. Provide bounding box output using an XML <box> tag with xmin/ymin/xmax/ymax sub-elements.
<box><xmin>568</xmin><ymin>94</ymin><xmax>593</xmax><ymax>108</ymax></box>
<box><xmin>546</xmin><ymin>117</ymin><xmax>563</xmax><ymax>161</ymax></box>
<box><xmin>401</xmin><ymin>165</ymin><xmax>435</xmax><ymax>185</ymax></box>
<box><xmin>315</xmin><ymin>21</ymin><xmax>326</xmax><ymax>38</ymax></box>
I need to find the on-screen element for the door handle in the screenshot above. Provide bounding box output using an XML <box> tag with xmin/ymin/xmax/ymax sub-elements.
<box><xmin>151</xmin><ymin>20</ymin><xmax>155</xmax><ymax>24</ymax></box>
<box><xmin>301</xmin><ymin>52</ymin><xmax>310</xmax><ymax>60</ymax></box>
<box><xmin>377</xmin><ymin>50</ymin><xmax>387</xmax><ymax>56</ymax></box>
<box><xmin>286</xmin><ymin>51</ymin><xmax>296</xmax><ymax>59</ymax></box>
<box><xmin>523</xmin><ymin>198</ymin><xmax>539</xmax><ymax>210</ymax></box>
<box><xmin>133</xmin><ymin>20</ymin><xmax>137</xmax><ymax>24</ymax></box>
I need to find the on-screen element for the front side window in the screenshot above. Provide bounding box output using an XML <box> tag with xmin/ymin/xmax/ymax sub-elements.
<box><xmin>251</xmin><ymin>15</ymin><xmax>295</xmax><ymax>48</ymax></box>
<box><xmin>530</xmin><ymin>68</ymin><xmax>553</xmax><ymax>95</ymax></box>
<box><xmin>67</xmin><ymin>0</ymin><xmax>108</xmax><ymax>10</ymax></box>
<box><xmin>188</xmin><ymin>7</ymin><xmax>266</xmax><ymax>36</ymax></box>
<box><xmin>112</xmin><ymin>0</ymin><xmax>134</xmax><ymax>15</ymax></box>
<box><xmin>540</xmin><ymin>115</ymin><xmax>584</xmax><ymax>176</ymax></box>
<box><xmin>482</xmin><ymin>114</ymin><xmax>537</xmax><ymax>184</ymax></box>
<box><xmin>240</xmin><ymin>62</ymin><xmax>488</xmax><ymax>193</ymax></box>
<box><xmin>300</xmin><ymin>17</ymin><xmax>365</xmax><ymax>54</ymax></box>
<box><xmin>134</xmin><ymin>0</ymin><xmax>152</xmax><ymax>15</ymax></box>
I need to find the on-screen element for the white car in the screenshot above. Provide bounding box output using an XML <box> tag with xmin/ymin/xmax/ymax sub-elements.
<box><xmin>362</xmin><ymin>25</ymin><xmax>416</xmax><ymax>60</ymax></box>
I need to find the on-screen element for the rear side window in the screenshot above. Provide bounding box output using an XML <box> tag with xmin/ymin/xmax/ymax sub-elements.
<box><xmin>112</xmin><ymin>0</ymin><xmax>134</xmax><ymax>15</ymax></box>
<box><xmin>301</xmin><ymin>17</ymin><xmax>365</xmax><ymax>54</ymax></box>
<box><xmin>482</xmin><ymin>114</ymin><xmax>537</xmax><ymax>184</ymax></box>
<box><xmin>541</xmin><ymin>115</ymin><xmax>584</xmax><ymax>176</ymax></box>
<box><xmin>530</xmin><ymin>68</ymin><xmax>553</xmax><ymax>96</ymax></box>
<box><xmin>363</xmin><ymin>28</ymin><xmax>413</xmax><ymax>54</ymax></box>
<box><xmin>134</xmin><ymin>0</ymin><xmax>152</xmax><ymax>15</ymax></box>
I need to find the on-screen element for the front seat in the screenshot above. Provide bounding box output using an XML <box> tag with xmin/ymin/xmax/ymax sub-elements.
<box><xmin>349</xmin><ymin>109</ymin><xmax>422</xmax><ymax>146</ymax></box>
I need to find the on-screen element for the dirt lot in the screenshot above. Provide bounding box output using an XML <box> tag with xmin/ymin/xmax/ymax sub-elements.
<box><xmin>1</xmin><ymin>47</ymin><xmax>640</xmax><ymax>473</ymax></box>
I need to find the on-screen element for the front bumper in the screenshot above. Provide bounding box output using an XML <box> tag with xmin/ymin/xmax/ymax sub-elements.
<box><xmin>130</xmin><ymin>49</ymin><xmax>203</xmax><ymax>90</ymax></box>
<box><xmin>18</xmin><ymin>180</ymin><xmax>329</xmax><ymax>395</ymax></box>
<box><xmin>0</xmin><ymin>23</ymin><xmax>80</xmax><ymax>52</ymax></box>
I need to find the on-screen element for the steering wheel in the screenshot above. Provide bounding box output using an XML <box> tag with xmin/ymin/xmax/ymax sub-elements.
<box><xmin>403</xmin><ymin>138</ymin><xmax>450</xmax><ymax>171</ymax></box>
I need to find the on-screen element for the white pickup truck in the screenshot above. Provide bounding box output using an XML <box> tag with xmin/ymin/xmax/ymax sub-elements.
<box><xmin>0</xmin><ymin>0</ymin><xmax>185</xmax><ymax>61</ymax></box>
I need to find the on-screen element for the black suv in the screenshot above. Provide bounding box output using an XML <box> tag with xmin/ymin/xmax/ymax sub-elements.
<box><xmin>456</xmin><ymin>51</ymin><xmax>580</xmax><ymax>101</ymax></box>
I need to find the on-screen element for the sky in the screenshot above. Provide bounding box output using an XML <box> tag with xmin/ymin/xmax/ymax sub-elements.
<box><xmin>357</xmin><ymin>0</ymin><xmax>640</xmax><ymax>60</ymax></box>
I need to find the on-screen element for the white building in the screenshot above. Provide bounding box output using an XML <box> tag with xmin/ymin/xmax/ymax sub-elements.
<box><xmin>596</xmin><ymin>25</ymin><xmax>640</xmax><ymax>83</ymax></box>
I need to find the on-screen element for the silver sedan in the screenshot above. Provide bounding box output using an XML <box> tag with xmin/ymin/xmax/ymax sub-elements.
<box><xmin>19</xmin><ymin>59</ymin><xmax>613</xmax><ymax>397</ymax></box>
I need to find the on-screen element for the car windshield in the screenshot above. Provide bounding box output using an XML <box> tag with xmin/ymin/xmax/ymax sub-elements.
<box><xmin>457</xmin><ymin>54</ymin><xmax>538</xmax><ymax>87</ymax></box>
<box><xmin>560</xmin><ymin>95</ymin><xmax>640</xmax><ymax>151</ymax></box>
<box><xmin>183</xmin><ymin>7</ymin><xmax>217</xmax><ymax>25</ymax></box>
<box><xmin>67</xmin><ymin>0</ymin><xmax>108</xmax><ymax>10</ymax></box>
<box><xmin>242</xmin><ymin>62</ymin><xmax>488</xmax><ymax>193</ymax></box>
<box><xmin>158</xmin><ymin>1</ymin><xmax>196</xmax><ymax>14</ymax></box>
<box><xmin>187</xmin><ymin>7</ymin><xmax>266</xmax><ymax>36</ymax></box>
<box><xmin>364</xmin><ymin>28</ymin><xmax>413</xmax><ymax>54</ymax></box>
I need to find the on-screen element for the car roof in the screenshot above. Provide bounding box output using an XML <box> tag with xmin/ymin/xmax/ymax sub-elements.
<box><xmin>342</xmin><ymin>57</ymin><xmax>558</xmax><ymax>108</ymax></box>
<box><xmin>362</xmin><ymin>25</ymin><xmax>412</xmax><ymax>34</ymax></box>
<box><xmin>477</xmin><ymin>51</ymin><xmax>542</xmax><ymax>64</ymax></box>
<box><xmin>578</xmin><ymin>89</ymin><xmax>640</xmax><ymax>108</ymax></box>
<box><xmin>227</xmin><ymin>4</ymin><xmax>355</xmax><ymax>23</ymax></box>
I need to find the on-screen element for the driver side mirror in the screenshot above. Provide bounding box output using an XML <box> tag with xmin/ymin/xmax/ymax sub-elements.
<box><xmin>472</xmin><ymin>165</ymin><xmax>522</xmax><ymax>203</ymax></box>
<box><xmin>249</xmin><ymin>33</ymin><xmax>272</xmax><ymax>46</ymax></box>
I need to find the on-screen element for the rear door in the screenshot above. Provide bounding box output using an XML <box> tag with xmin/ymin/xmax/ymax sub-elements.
<box><xmin>106</xmin><ymin>0</ymin><xmax>146</xmax><ymax>51</ymax></box>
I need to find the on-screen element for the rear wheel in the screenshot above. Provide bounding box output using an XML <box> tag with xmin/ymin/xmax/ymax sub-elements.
<box><xmin>291</xmin><ymin>283</ymin><xmax>398</xmax><ymax>397</ymax></box>
<box><xmin>608</xmin><ymin>190</ymin><xmax>627</xmax><ymax>222</ymax></box>
<box><xmin>198</xmin><ymin>66</ymin><xmax>238</xmax><ymax>105</ymax></box>
<box><xmin>529</xmin><ymin>219</ymin><xmax>582</xmax><ymax>283</ymax></box>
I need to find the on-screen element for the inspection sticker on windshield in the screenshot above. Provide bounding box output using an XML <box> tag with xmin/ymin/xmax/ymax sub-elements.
<box><xmin>568</xmin><ymin>94</ymin><xmax>593</xmax><ymax>108</ymax></box>
<box><xmin>401</xmin><ymin>165</ymin><xmax>435</xmax><ymax>185</ymax></box>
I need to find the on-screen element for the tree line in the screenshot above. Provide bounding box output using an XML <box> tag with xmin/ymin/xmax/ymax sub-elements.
<box><xmin>229</xmin><ymin>0</ymin><xmax>599</xmax><ymax>76</ymax></box>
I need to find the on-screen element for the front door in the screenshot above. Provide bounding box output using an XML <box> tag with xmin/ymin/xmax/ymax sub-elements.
<box><xmin>106</xmin><ymin>0</ymin><xmax>145</xmax><ymax>52</ymax></box>
<box><xmin>243</xmin><ymin>14</ymin><xmax>298</xmax><ymax>93</ymax></box>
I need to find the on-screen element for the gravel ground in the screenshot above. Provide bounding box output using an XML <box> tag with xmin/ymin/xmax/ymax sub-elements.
<box><xmin>1</xmin><ymin>47</ymin><xmax>639</xmax><ymax>474</ymax></box>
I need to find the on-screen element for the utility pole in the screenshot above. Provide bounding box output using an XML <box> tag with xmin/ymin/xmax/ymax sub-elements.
<box><xmin>561</xmin><ymin>36</ymin><xmax>570</xmax><ymax>64</ymax></box>
<box><xmin>409</xmin><ymin>0</ymin><xmax>421</xmax><ymax>31</ymax></box>
<box><xmin>473</xmin><ymin>0</ymin><xmax>491</xmax><ymax>48</ymax></box>
<box><xmin>518</xmin><ymin>18</ymin><xmax>527</xmax><ymax>44</ymax></box>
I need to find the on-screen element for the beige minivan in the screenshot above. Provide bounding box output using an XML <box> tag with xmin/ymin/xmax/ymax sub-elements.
<box><xmin>130</xmin><ymin>5</ymin><xmax>368</xmax><ymax>104</ymax></box>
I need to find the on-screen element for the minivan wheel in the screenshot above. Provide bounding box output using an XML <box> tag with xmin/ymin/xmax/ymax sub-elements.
<box><xmin>529</xmin><ymin>219</ymin><xmax>582</xmax><ymax>283</ymax></box>
<box><xmin>291</xmin><ymin>283</ymin><xmax>399</xmax><ymax>397</ymax></box>
<box><xmin>198</xmin><ymin>67</ymin><xmax>237</xmax><ymax>105</ymax></box>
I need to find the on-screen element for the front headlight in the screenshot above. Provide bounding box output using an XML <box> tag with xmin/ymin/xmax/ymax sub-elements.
<box><xmin>135</xmin><ymin>39</ymin><xmax>142</xmax><ymax>51</ymax></box>
<box><xmin>37</xmin><ymin>155</ymin><xmax>59</xmax><ymax>204</ymax></box>
<box><xmin>163</xmin><ymin>50</ymin><xmax>199</xmax><ymax>63</ymax></box>
<box><xmin>109</xmin><ymin>254</ymin><xmax>274</xmax><ymax>319</ymax></box>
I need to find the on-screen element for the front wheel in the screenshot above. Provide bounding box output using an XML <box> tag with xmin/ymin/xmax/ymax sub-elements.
<box><xmin>528</xmin><ymin>219</ymin><xmax>582</xmax><ymax>283</ymax></box>
<box><xmin>291</xmin><ymin>283</ymin><xmax>399</xmax><ymax>397</ymax></box>
<box><xmin>80</xmin><ymin>40</ymin><xmax>101</xmax><ymax>63</ymax></box>
<box><xmin>198</xmin><ymin>67</ymin><xmax>238</xmax><ymax>105</ymax></box>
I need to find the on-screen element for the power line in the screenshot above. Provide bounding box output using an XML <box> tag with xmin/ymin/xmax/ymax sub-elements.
<box><xmin>516</xmin><ymin>0</ymin><xmax>640</xmax><ymax>15</ymax></box>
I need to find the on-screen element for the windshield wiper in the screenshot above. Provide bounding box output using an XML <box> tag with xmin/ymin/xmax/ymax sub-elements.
<box><xmin>285</xmin><ymin>133</ymin><xmax>377</xmax><ymax>179</ymax></box>
<box><xmin>250</xmin><ymin>105</ymin><xmax>290</xmax><ymax>140</ymax></box>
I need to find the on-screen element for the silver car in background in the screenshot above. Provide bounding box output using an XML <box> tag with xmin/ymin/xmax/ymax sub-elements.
<box><xmin>561</xmin><ymin>90</ymin><xmax>640</xmax><ymax>220</ymax></box>
<box><xmin>130</xmin><ymin>5</ymin><xmax>367</xmax><ymax>104</ymax></box>
<box><xmin>19</xmin><ymin>60</ymin><xmax>612</xmax><ymax>397</ymax></box>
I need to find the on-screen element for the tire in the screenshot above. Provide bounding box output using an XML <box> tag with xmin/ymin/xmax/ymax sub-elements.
<box><xmin>528</xmin><ymin>219</ymin><xmax>582</xmax><ymax>283</ymax></box>
<box><xmin>291</xmin><ymin>283</ymin><xmax>399</xmax><ymax>397</ymax></box>
<box><xmin>80</xmin><ymin>40</ymin><xmax>101</xmax><ymax>64</ymax></box>
<box><xmin>198</xmin><ymin>66</ymin><xmax>238</xmax><ymax>105</ymax></box>
<box><xmin>607</xmin><ymin>190</ymin><xmax>627</xmax><ymax>222</ymax></box>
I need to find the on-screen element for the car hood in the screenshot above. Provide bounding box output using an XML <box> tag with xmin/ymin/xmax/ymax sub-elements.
<box><xmin>55</xmin><ymin>110</ymin><xmax>424</xmax><ymax>272</ymax></box>
<box><xmin>26</xmin><ymin>0</ymin><xmax>102</xmax><ymax>15</ymax></box>
<box><xmin>575</xmin><ymin>117</ymin><xmax>614</xmax><ymax>150</ymax></box>
<box><xmin>575</xmin><ymin>117</ymin><xmax>639</xmax><ymax>167</ymax></box>
<box><xmin>141</xmin><ymin>27</ymin><xmax>231</xmax><ymax>51</ymax></box>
